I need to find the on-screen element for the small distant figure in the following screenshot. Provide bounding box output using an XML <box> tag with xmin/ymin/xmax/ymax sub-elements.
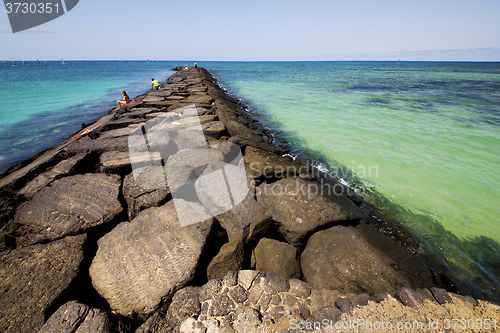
<box><xmin>194</xmin><ymin>62</ymin><xmax>198</xmax><ymax>69</ymax></box>
<box><xmin>151</xmin><ymin>78</ymin><xmax>160</xmax><ymax>90</ymax></box>
<box><xmin>184</xmin><ymin>64</ymin><xmax>188</xmax><ymax>70</ymax></box>
<box><xmin>117</xmin><ymin>90</ymin><xmax>130</xmax><ymax>108</ymax></box>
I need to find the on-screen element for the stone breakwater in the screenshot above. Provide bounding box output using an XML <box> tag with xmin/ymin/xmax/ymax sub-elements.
<box><xmin>0</xmin><ymin>67</ymin><xmax>498</xmax><ymax>332</ymax></box>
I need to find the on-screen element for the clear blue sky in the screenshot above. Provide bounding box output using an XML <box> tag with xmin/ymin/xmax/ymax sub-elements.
<box><xmin>1</xmin><ymin>0</ymin><xmax>500</xmax><ymax>61</ymax></box>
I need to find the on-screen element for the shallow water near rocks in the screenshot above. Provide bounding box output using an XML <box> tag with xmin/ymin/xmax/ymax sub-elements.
<box><xmin>205</xmin><ymin>61</ymin><xmax>500</xmax><ymax>302</ymax></box>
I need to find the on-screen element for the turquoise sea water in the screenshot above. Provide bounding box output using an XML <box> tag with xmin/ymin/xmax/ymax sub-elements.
<box><xmin>0</xmin><ymin>60</ymin><xmax>175</xmax><ymax>172</ymax></box>
<box><xmin>0</xmin><ymin>61</ymin><xmax>499</xmax><ymax>302</ymax></box>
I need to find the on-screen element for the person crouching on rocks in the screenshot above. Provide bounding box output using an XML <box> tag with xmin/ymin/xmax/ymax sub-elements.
<box><xmin>117</xmin><ymin>90</ymin><xmax>130</xmax><ymax>108</ymax></box>
<box><xmin>151</xmin><ymin>78</ymin><xmax>160</xmax><ymax>90</ymax></box>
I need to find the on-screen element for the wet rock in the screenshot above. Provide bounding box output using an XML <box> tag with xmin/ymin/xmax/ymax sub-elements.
<box><xmin>89</xmin><ymin>201</ymin><xmax>214</xmax><ymax>319</ymax></box>
<box><xmin>0</xmin><ymin>234</ymin><xmax>86</xmax><ymax>333</ymax></box>
<box><xmin>257</xmin><ymin>178</ymin><xmax>366</xmax><ymax>247</ymax></box>
<box><xmin>14</xmin><ymin>174</ymin><xmax>122</xmax><ymax>244</ymax></box>
<box><xmin>243</xmin><ymin>146</ymin><xmax>307</xmax><ymax>179</ymax></box>
<box><xmin>228</xmin><ymin>135</ymin><xmax>282</xmax><ymax>154</ymax></box>
<box><xmin>253</xmin><ymin>238</ymin><xmax>301</xmax><ymax>279</ymax></box>
<box><xmin>356</xmin><ymin>224</ymin><xmax>436</xmax><ymax>290</ymax></box>
<box><xmin>207</xmin><ymin>237</ymin><xmax>245</xmax><ymax>280</ymax></box>
<box><xmin>301</xmin><ymin>226</ymin><xmax>413</xmax><ymax>295</ymax></box>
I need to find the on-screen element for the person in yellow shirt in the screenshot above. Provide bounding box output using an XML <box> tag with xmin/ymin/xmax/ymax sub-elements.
<box><xmin>151</xmin><ymin>78</ymin><xmax>160</xmax><ymax>90</ymax></box>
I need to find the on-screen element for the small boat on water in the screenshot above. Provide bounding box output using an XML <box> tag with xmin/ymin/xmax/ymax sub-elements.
<box><xmin>10</xmin><ymin>58</ymin><xmax>16</xmax><ymax>66</ymax></box>
<box><xmin>61</xmin><ymin>59</ymin><xmax>66</xmax><ymax>64</ymax></box>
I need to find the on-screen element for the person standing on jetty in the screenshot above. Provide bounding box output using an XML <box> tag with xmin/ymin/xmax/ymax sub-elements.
<box><xmin>151</xmin><ymin>78</ymin><xmax>160</xmax><ymax>90</ymax></box>
<box><xmin>117</xmin><ymin>90</ymin><xmax>130</xmax><ymax>108</ymax></box>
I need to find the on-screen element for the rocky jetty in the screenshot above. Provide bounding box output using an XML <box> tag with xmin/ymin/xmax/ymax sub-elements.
<box><xmin>0</xmin><ymin>67</ymin><xmax>498</xmax><ymax>332</ymax></box>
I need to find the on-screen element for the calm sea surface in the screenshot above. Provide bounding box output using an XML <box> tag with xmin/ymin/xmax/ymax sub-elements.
<box><xmin>1</xmin><ymin>61</ymin><xmax>499</xmax><ymax>302</ymax></box>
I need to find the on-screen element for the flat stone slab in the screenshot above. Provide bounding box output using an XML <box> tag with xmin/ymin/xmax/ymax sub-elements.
<box><xmin>99</xmin><ymin>151</ymin><xmax>162</xmax><ymax>174</ymax></box>
<box><xmin>142</xmin><ymin>96</ymin><xmax>166</xmax><ymax>102</ymax></box>
<box><xmin>99</xmin><ymin>126</ymin><xmax>138</xmax><ymax>139</ymax></box>
<box><xmin>256</xmin><ymin>177</ymin><xmax>366</xmax><ymax>247</ymax></box>
<box><xmin>14</xmin><ymin>174</ymin><xmax>122</xmax><ymax>244</ymax></box>
<box><xmin>64</xmin><ymin>136</ymin><xmax>130</xmax><ymax>154</ymax></box>
<box><xmin>17</xmin><ymin>153</ymin><xmax>87</xmax><ymax>199</ymax></box>
<box><xmin>125</xmin><ymin>107</ymin><xmax>162</xmax><ymax>117</ymax></box>
<box><xmin>89</xmin><ymin>200</ymin><xmax>214</xmax><ymax>319</ymax></box>
<box><xmin>167</xmin><ymin>95</ymin><xmax>186</xmax><ymax>100</ymax></box>
<box><xmin>0</xmin><ymin>234</ymin><xmax>87</xmax><ymax>333</ymax></box>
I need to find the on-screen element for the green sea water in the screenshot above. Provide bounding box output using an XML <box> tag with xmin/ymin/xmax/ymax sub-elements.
<box><xmin>205</xmin><ymin>61</ymin><xmax>500</xmax><ymax>302</ymax></box>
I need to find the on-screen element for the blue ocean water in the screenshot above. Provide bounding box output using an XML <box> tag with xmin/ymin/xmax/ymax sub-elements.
<box><xmin>0</xmin><ymin>60</ymin><xmax>176</xmax><ymax>172</ymax></box>
<box><xmin>1</xmin><ymin>60</ymin><xmax>499</xmax><ymax>303</ymax></box>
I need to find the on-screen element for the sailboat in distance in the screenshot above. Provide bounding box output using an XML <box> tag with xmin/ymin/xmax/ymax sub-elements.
<box><xmin>10</xmin><ymin>58</ymin><xmax>16</xmax><ymax>66</ymax></box>
<box><xmin>61</xmin><ymin>59</ymin><xmax>66</xmax><ymax>64</ymax></box>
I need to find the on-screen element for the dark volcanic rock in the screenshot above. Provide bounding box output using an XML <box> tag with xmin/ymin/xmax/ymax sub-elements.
<box><xmin>135</xmin><ymin>312</ymin><xmax>172</xmax><ymax>333</ymax></box>
<box><xmin>0</xmin><ymin>234</ymin><xmax>87</xmax><ymax>333</ymax></box>
<box><xmin>166</xmin><ymin>287</ymin><xmax>201</xmax><ymax>327</ymax></box>
<box><xmin>64</xmin><ymin>136</ymin><xmax>130</xmax><ymax>154</ymax></box>
<box><xmin>256</xmin><ymin>177</ymin><xmax>366</xmax><ymax>247</ymax></box>
<box><xmin>89</xmin><ymin>200</ymin><xmax>214</xmax><ymax>319</ymax></box>
<box><xmin>253</xmin><ymin>238</ymin><xmax>301</xmax><ymax>279</ymax></box>
<box><xmin>37</xmin><ymin>301</ymin><xmax>89</xmax><ymax>333</ymax></box>
<box><xmin>301</xmin><ymin>225</ymin><xmax>417</xmax><ymax>295</ymax></box>
<box><xmin>14</xmin><ymin>174</ymin><xmax>122</xmax><ymax>245</ymax></box>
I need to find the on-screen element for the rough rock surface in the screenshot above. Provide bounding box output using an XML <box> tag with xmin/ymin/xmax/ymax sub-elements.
<box><xmin>244</xmin><ymin>146</ymin><xmax>307</xmax><ymax>179</ymax></box>
<box><xmin>207</xmin><ymin>237</ymin><xmax>245</xmax><ymax>280</ymax></box>
<box><xmin>300</xmin><ymin>225</ymin><xmax>432</xmax><ymax>295</ymax></box>
<box><xmin>215</xmin><ymin>194</ymin><xmax>272</xmax><ymax>244</ymax></box>
<box><xmin>17</xmin><ymin>152</ymin><xmax>87</xmax><ymax>199</ymax></box>
<box><xmin>256</xmin><ymin>177</ymin><xmax>366</xmax><ymax>247</ymax></box>
<box><xmin>14</xmin><ymin>173</ymin><xmax>122</xmax><ymax>245</ymax></box>
<box><xmin>38</xmin><ymin>300</ymin><xmax>131</xmax><ymax>333</ymax></box>
<box><xmin>0</xmin><ymin>234</ymin><xmax>87</xmax><ymax>333</ymax></box>
<box><xmin>123</xmin><ymin>169</ymin><xmax>170</xmax><ymax>220</ymax></box>
<box><xmin>253</xmin><ymin>238</ymin><xmax>301</xmax><ymax>279</ymax></box>
<box><xmin>89</xmin><ymin>200</ymin><xmax>214</xmax><ymax>319</ymax></box>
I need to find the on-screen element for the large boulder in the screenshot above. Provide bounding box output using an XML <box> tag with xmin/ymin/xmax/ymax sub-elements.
<box><xmin>253</xmin><ymin>238</ymin><xmax>301</xmax><ymax>279</ymax></box>
<box><xmin>123</xmin><ymin>168</ymin><xmax>171</xmax><ymax>221</ymax></box>
<box><xmin>14</xmin><ymin>174</ymin><xmax>122</xmax><ymax>245</ymax></box>
<box><xmin>214</xmin><ymin>195</ymin><xmax>272</xmax><ymax>244</ymax></box>
<box><xmin>89</xmin><ymin>200</ymin><xmax>214</xmax><ymax>319</ymax></box>
<box><xmin>0</xmin><ymin>234</ymin><xmax>87</xmax><ymax>333</ymax></box>
<box><xmin>256</xmin><ymin>177</ymin><xmax>365</xmax><ymax>247</ymax></box>
<box><xmin>301</xmin><ymin>225</ymin><xmax>418</xmax><ymax>295</ymax></box>
<box><xmin>17</xmin><ymin>153</ymin><xmax>87</xmax><ymax>199</ymax></box>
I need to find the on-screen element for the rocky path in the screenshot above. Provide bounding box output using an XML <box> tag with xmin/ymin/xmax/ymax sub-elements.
<box><xmin>0</xmin><ymin>67</ymin><xmax>498</xmax><ymax>332</ymax></box>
